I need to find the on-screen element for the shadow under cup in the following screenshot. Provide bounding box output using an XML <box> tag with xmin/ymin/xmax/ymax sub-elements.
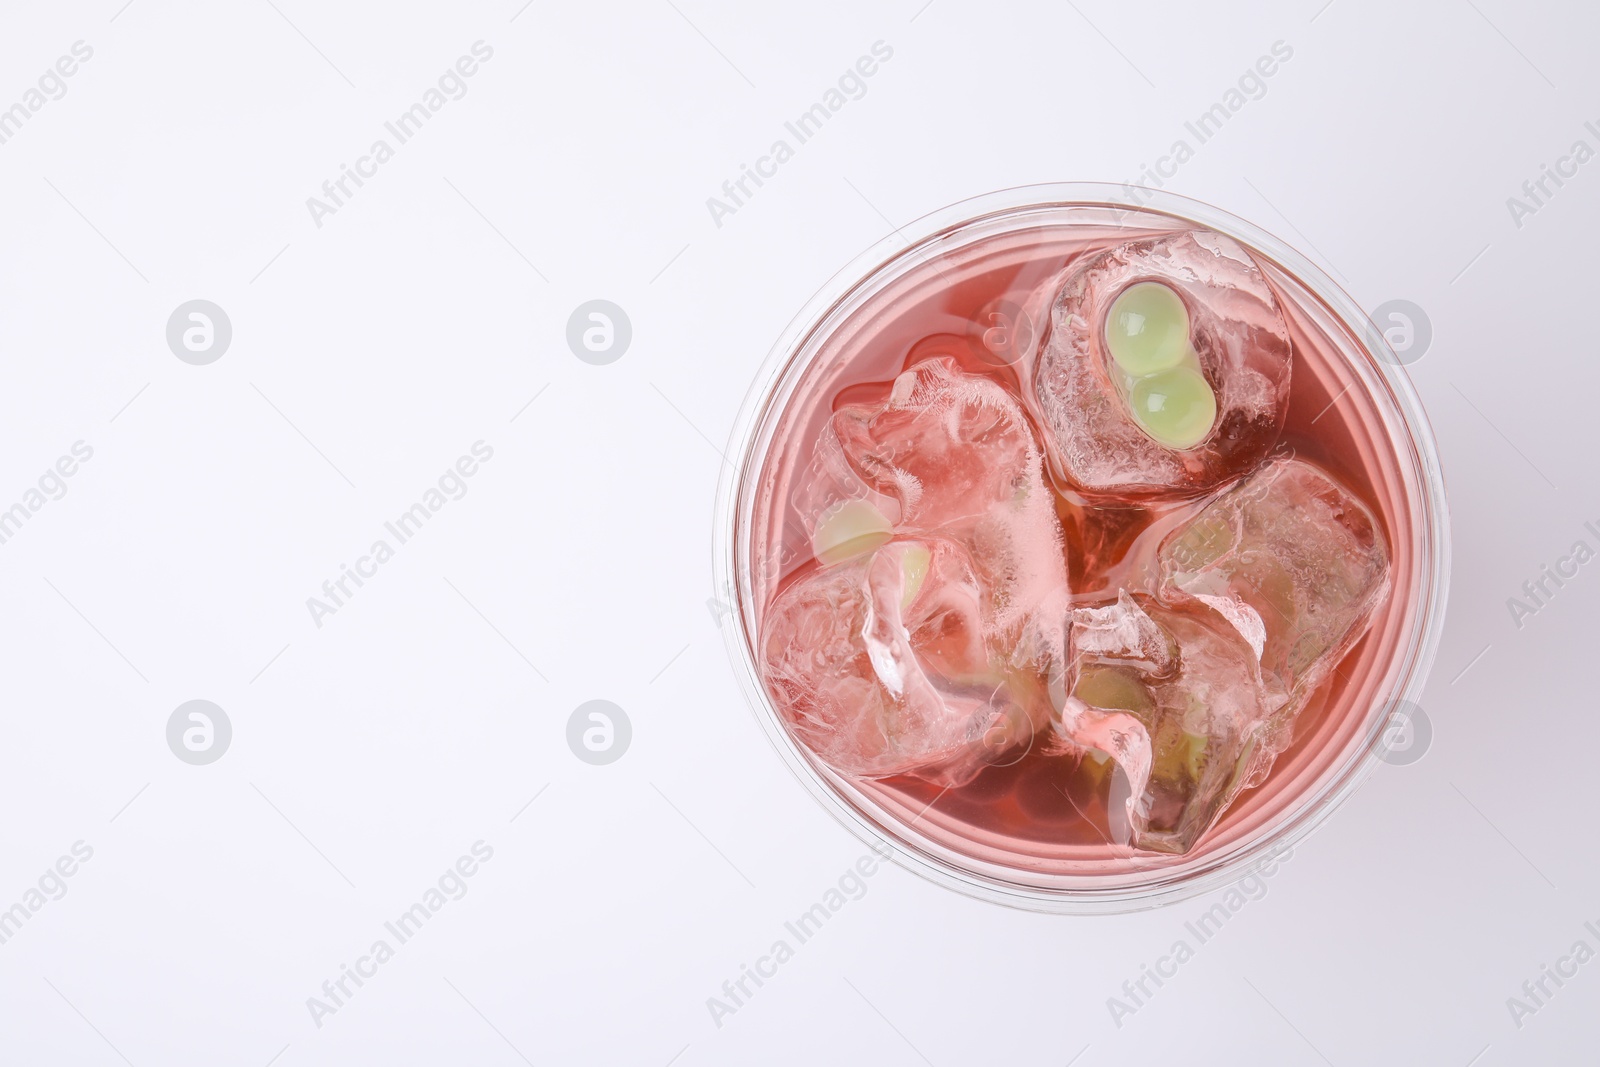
<box><xmin>715</xmin><ymin>186</ymin><xmax>1449</xmax><ymax>913</ymax></box>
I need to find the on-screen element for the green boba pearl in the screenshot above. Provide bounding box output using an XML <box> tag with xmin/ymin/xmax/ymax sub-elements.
<box><xmin>898</xmin><ymin>543</ymin><xmax>931</xmax><ymax>609</ymax></box>
<box><xmin>812</xmin><ymin>499</ymin><xmax>893</xmax><ymax>566</ymax></box>
<box><xmin>1104</xmin><ymin>282</ymin><xmax>1190</xmax><ymax>376</ymax></box>
<box><xmin>1129</xmin><ymin>367</ymin><xmax>1217</xmax><ymax>449</ymax></box>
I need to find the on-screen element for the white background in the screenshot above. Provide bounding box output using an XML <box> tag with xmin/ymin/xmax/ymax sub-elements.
<box><xmin>0</xmin><ymin>0</ymin><xmax>1595</xmax><ymax>1064</ymax></box>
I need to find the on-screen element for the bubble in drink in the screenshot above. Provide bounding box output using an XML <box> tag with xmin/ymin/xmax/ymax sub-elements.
<box><xmin>1105</xmin><ymin>281</ymin><xmax>1190</xmax><ymax>376</ymax></box>
<box><xmin>812</xmin><ymin>499</ymin><xmax>894</xmax><ymax>566</ymax></box>
<box><xmin>1129</xmin><ymin>366</ymin><xmax>1217</xmax><ymax>449</ymax></box>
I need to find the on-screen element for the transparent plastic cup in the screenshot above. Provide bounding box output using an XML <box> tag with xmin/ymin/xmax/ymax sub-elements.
<box><xmin>714</xmin><ymin>185</ymin><xmax>1449</xmax><ymax>913</ymax></box>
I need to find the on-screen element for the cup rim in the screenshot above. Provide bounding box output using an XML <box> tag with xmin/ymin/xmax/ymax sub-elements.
<box><xmin>712</xmin><ymin>182</ymin><xmax>1451</xmax><ymax>913</ymax></box>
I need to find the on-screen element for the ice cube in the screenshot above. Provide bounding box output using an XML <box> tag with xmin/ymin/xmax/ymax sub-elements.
<box><xmin>1062</xmin><ymin>593</ymin><xmax>1286</xmax><ymax>854</ymax></box>
<box><xmin>1034</xmin><ymin>229</ymin><xmax>1292</xmax><ymax>498</ymax></box>
<box><xmin>830</xmin><ymin>356</ymin><xmax>1068</xmax><ymax>670</ymax></box>
<box><xmin>1157</xmin><ymin>455</ymin><xmax>1390</xmax><ymax>708</ymax></box>
<box><xmin>833</xmin><ymin>355</ymin><xmax>1046</xmax><ymax>534</ymax></box>
<box><xmin>761</xmin><ymin>538</ymin><xmax>1043</xmax><ymax>785</ymax></box>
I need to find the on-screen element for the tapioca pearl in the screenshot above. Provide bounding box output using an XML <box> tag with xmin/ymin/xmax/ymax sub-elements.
<box><xmin>897</xmin><ymin>543</ymin><xmax>932</xmax><ymax>608</ymax></box>
<box><xmin>1129</xmin><ymin>367</ymin><xmax>1217</xmax><ymax>449</ymax></box>
<box><xmin>812</xmin><ymin>499</ymin><xmax>893</xmax><ymax>566</ymax></box>
<box><xmin>1105</xmin><ymin>281</ymin><xmax>1191</xmax><ymax>376</ymax></box>
<box><xmin>1152</xmin><ymin>731</ymin><xmax>1210</xmax><ymax>782</ymax></box>
<box><xmin>1169</xmin><ymin>516</ymin><xmax>1234</xmax><ymax>571</ymax></box>
<box><xmin>1074</xmin><ymin>666</ymin><xmax>1155</xmax><ymax>716</ymax></box>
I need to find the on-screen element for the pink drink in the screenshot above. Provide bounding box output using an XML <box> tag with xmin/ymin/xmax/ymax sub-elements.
<box><xmin>722</xmin><ymin>191</ymin><xmax>1446</xmax><ymax>908</ymax></box>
